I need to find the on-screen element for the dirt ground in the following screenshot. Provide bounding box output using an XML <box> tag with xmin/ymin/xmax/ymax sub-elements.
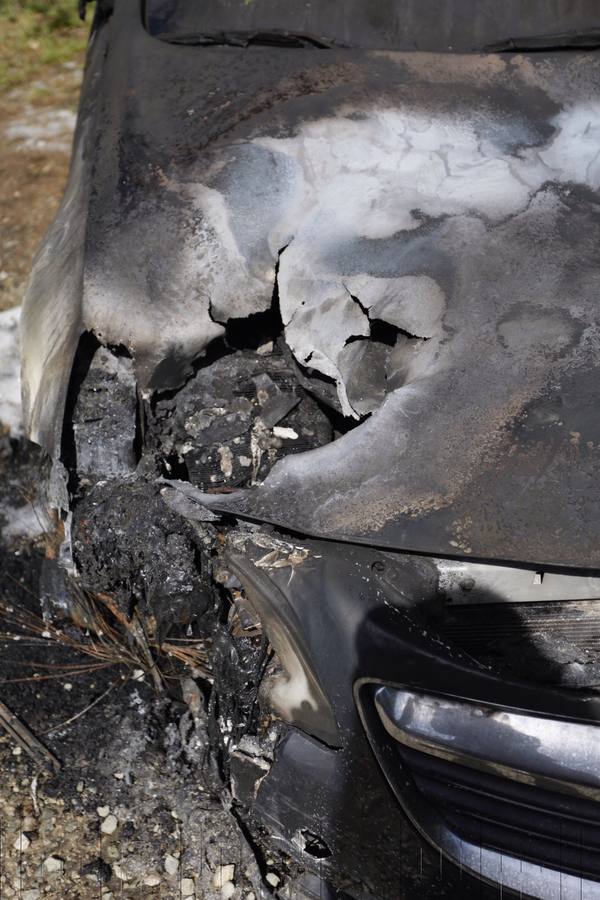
<box><xmin>0</xmin><ymin>58</ymin><xmax>81</xmax><ymax>311</ymax></box>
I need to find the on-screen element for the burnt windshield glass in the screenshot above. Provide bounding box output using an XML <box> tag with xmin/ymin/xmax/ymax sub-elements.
<box><xmin>145</xmin><ymin>0</ymin><xmax>600</xmax><ymax>52</ymax></box>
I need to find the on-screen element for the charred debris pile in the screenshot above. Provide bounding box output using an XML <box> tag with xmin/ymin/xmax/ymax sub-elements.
<box><xmin>38</xmin><ymin>300</ymin><xmax>351</xmax><ymax>796</ymax></box>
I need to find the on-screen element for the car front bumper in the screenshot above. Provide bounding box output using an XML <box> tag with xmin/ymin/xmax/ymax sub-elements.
<box><xmin>225</xmin><ymin>531</ymin><xmax>600</xmax><ymax>899</ymax></box>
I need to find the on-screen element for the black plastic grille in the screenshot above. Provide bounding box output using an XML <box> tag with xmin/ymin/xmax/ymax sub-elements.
<box><xmin>437</xmin><ymin>599</ymin><xmax>600</xmax><ymax>689</ymax></box>
<box><xmin>399</xmin><ymin>744</ymin><xmax>600</xmax><ymax>880</ymax></box>
<box><xmin>441</xmin><ymin>600</ymin><xmax>600</xmax><ymax>654</ymax></box>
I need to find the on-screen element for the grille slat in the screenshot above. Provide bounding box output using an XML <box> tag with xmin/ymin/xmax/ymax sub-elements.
<box><xmin>399</xmin><ymin>744</ymin><xmax>600</xmax><ymax>880</ymax></box>
<box><xmin>414</xmin><ymin>774</ymin><xmax>600</xmax><ymax>851</ymax></box>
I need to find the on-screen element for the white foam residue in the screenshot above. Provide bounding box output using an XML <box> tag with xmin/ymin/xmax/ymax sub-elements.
<box><xmin>0</xmin><ymin>306</ymin><xmax>22</xmax><ymax>436</ymax></box>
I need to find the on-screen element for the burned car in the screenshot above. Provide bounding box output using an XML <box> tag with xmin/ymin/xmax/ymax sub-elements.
<box><xmin>20</xmin><ymin>0</ymin><xmax>600</xmax><ymax>896</ymax></box>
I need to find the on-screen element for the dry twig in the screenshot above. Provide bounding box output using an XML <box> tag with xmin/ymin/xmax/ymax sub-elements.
<box><xmin>0</xmin><ymin>699</ymin><xmax>60</xmax><ymax>771</ymax></box>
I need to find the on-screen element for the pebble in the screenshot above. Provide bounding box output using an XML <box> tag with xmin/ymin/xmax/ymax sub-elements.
<box><xmin>43</xmin><ymin>856</ymin><xmax>63</xmax><ymax>873</ymax></box>
<box><xmin>21</xmin><ymin>891</ymin><xmax>40</xmax><ymax>900</ymax></box>
<box><xmin>266</xmin><ymin>872</ymin><xmax>280</xmax><ymax>888</ymax></box>
<box><xmin>181</xmin><ymin>878</ymin><xmax>195</xmax><ymax>897</ymax></box>
<box><xmin>273</xmin><ymin>426</ymin><xmax>298</xmax><ymax>440</ymax></box>
<box><xmin>11</xmin><ymin>746</ymin><xmax>22</xmax><ymax>756</ymax></box>
<box><xmin>164</xmin><ymin>854</ymin><xmax>179</xmax><ymax>875</ymax></box>
<box><xmin>13</xmin><ymin>832</ymin><xmax>30</xmax><ymax>851</ymax></box>
<box><xmin>63</xmin><ymin>683</ymin><xmax>73</xmax><ymax>691</ymax></box>
<box><xmin>213</xmin><ymin>864</ymin><xmax>235</xmax><ymax>888</ymax></box>
<box><xmin>100</xmin><ymin>814</ymin><xmax>118</xmax><ymax>835</ymax></box>
<box><xmin>22</xmin><ymin>815</ymin><xmax>36</xmax><ymax>831</ymax></box>
<box><xmin>97</xmin><ymin>805</ymin><xmax>110</xmax><ymax>817</ymax></box>
<box><xmin>143</xmin><ymin>873</ymin><xmax>162</xmax><ymax>886</ymax></box>
<box><xmin>76</xmin><ymin>781</ymin><xmax>84</xmax><ymax>793</ymax></box>
<box><xmin>221</xmin><ymin>883</ymin><xmax>235</xmax><ymax>899</ymax></box>
<box><xmin>112</xmin><ymin>863</ymin><xmax>129</xmax><ymax>881</ymax></box>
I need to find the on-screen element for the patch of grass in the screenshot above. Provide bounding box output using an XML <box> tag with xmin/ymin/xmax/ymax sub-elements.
<box><xmin>0</xmin><ymin>1</ymin><xmax>92</xmax><ymax>91</ymax></box>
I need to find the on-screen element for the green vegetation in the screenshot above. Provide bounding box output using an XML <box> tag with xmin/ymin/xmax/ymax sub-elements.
<box><xmin>0</xmin><ymin>1</ymin><xmax>92</xmax><ymax>90</ymax></box>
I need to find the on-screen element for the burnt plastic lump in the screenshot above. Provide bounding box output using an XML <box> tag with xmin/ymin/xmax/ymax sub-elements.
<box><xmin>151</xmin><ymin>346</ymin><xmax>333</xmax><ymax>490</ymax></box>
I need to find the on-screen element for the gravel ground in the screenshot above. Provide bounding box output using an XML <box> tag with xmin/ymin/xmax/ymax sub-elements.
<box><xmin>0</xmin><ymin>59</ymin><xmax>81</xmax><ymax>312</ymax></box>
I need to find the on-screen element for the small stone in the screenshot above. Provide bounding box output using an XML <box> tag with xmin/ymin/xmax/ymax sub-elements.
<box><xmin>22</xmin><ymin>815</ymin><xmax>36</xmax><ymax>831</ymax></box>
<box><xmin>13</xmin><ymin>832</ymin><xmax>30</xmax><ymax>851</ymax></box>
<box><xmin>76</xmin><ymin>781</ymin><xmax>84</xmax><ymax>793</ymax></box>
<box><xmin>221</xmin><ymin>883</ymin><xmax>235</xmax><ymax>900</ymax></box>
<box><xmin>266</xmin><ymin>873</ymin><xmax>280</xmax><ymax>888</ymax></box>
<box><xmin>181</xmin><ymin>878</ymin><xmax>195</xmax><ymax>897</ymax></box>
<box><xmin>113</xmin><ymin>771</ymin><xmax>124</xmax><ymax>780</ymax></box>
<box><xmin>272</xmin><ymin>426</ymin><xmax>298</xmax><ymax>440</ymax></box>
<box><xmin>63</xmin><ymin>683</ymin><xmax>73</xmax><ymax>691</ymax></box>
<box><xmin>132</xmin><ymin>669</ymin><xmax>145</xmax><ymax>681</ymax></box>
<box><xmin>245</xmin><ymin>894</ymin><xmax>256</xmax><ymax>900</ymax></box>
<box><xmin>11</xmin><ymin>746</ymin><xmax>22</xmax><ymax>756</ymax></box>
<box><xmin>97</xmin><ymin>805</ymin><xmax>110</xmax><ymax>818</ymax></box>
<box><xmin>164</xmin><ymin>854</ymin><xmax>179</xmax><ymax>875</ymax></box>
<box><xmin>100</xmin><ymin>814</ymin><xmax>118</xmax><ymax>835</ymax></box>
<box><xmin>143</xmin><ymin>873</ymin><xmax>162</xmax><ymax>886</ymax></box>
<box><xmin>21</xmin><ymin>891</ymin><xmax>40</xmax><ymax>900</ymax></box>
<box><xmin>43</xmin><ymin>856</ymin><xmax>63</xmax><ymax>874</ymax></box>
<box><xmin>213</xmin><ymin>864</ymin><xmax>235</xmax><ymax>889</ymax></box>
<box><xmin>112</xmin><ymin>863</ymin><xmax>129</xmax><ymax>881</ymax></box>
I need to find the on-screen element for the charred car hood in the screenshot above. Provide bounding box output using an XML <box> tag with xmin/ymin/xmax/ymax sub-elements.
<box><xmin>21</xmin><ymin>2</ymin><xmax>600</xmax><ymax>568</ymax></box>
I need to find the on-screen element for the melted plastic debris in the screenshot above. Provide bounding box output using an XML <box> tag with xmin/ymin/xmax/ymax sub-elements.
<box><xmin>72</xmin><ymin>480</ymin><xmax>212</xmax><ymax>634</ymax></box>
<box><xmin>70</xmin><ymin>344</ymin><xmax>138</xmax><ymax>482</ymax></box>
<box><xmin>150</xmin><ymin>345</ymin><xmax>333</xmax><ymax>489</ymax></box>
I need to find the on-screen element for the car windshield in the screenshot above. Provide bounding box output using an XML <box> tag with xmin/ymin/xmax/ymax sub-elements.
<box><xmin>145</xmin><ymin>0</ymin><xmax>600</xmax><ymax>52</ymax></box>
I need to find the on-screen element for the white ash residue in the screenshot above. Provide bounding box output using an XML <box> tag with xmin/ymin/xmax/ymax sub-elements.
<box><xmin>0</xmin><ymin>306</ymin><xmax>22</xmax><ymax>436</ymax></box>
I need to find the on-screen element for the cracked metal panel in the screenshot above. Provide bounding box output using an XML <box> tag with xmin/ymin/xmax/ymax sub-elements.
<box><xmin>21</xmin><ymin>0</ymin><xmax>600</xmax><ymax>566</ymax></box>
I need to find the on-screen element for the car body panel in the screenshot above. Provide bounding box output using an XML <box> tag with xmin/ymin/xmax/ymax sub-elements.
<box><xmin>23</xmin><ymin>0</ymin><xmax>600</xmax><ymax>568</ymax></box>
